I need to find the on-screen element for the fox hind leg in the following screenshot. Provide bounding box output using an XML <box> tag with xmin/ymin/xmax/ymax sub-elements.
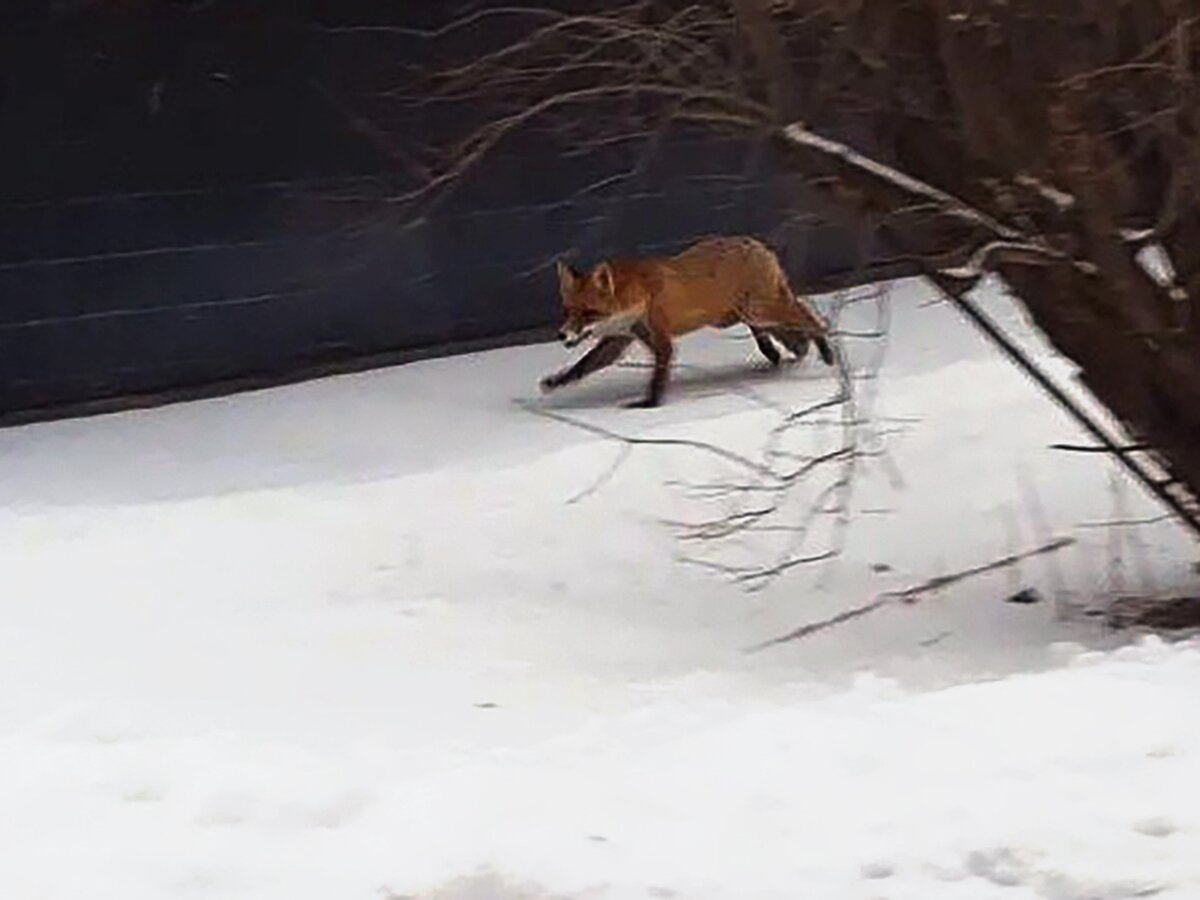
<box><xmin>770</xmin><ymin>327</ymin><xmax>811</xmax><ymax>362</ymax></box>
<box><xmin>760</xmin><ymin>284</ymin><xmax>836</xmax><ymax>367</ymax></box>
<box><xmin>750</xmin><ymin>326</ymin><xmax>783</xmax><ymax>367</ymax></box>
<box><xmin>767</xmin><ymin>328</ymin><xmax>836</xmax><ymax>366</ymax></box>
<box><xmin>815</xmin><ymin>335</ymin><xmax>835</xmax><ymax>366</ymax></box>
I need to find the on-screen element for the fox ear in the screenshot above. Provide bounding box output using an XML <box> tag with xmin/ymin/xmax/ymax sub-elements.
<box><xmin>556</xmin><ymin>259</ymin><xmax>578</xmax><ymax>295</ymax></box>
<box><xmin>592</xmin><ymin>262</ymin><xmax>615</xmax><ymax>295</ymax></box>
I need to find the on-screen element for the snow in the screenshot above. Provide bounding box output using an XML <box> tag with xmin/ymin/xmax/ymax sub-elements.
<box><xmin>1</xmin><ymin>277</ymin><xmax>1198</xmax><ymax>899</ymax></box>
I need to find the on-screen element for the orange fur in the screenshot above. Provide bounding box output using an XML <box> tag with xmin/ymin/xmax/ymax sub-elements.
<box><xmin>542</xmin><ymin>236</ymin><xmax>834</xmax><ymax>407</ymax></box>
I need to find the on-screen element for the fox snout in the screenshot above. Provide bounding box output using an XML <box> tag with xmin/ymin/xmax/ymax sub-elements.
<box><xmin>559</xmin><ymin>327</ymin><xmax>588</xmax><ymax>348</ymax></box>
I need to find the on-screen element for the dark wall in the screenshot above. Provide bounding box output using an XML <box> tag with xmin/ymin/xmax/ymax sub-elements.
<box><xmin>0</xmin><ymin>2</ymin><xmax>875</xmax><ymax>423</ymax></box>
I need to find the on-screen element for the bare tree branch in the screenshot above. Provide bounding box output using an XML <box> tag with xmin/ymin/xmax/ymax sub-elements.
<box><xmin>748</xmin><ymin>537</ymin><xmax>1078</xmax><ymax>652</ymax></box>
<box><xmin>369</xmin><ymin>0</ymin><xmax>1200</xmax><ymax>587</ymax></box>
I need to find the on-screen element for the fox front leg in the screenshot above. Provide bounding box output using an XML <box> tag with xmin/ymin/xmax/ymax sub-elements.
<box><xmin>540</xmin><ymin>335</ymin><xmax>633</xmax><ymax>393</ymax></box>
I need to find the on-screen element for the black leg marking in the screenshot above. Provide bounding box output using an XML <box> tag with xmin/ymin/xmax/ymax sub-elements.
<box><xmin>771</xmin><ymin>328</ymin><xmax>812</xmax><ymax>362</ymax></box>
<box><xmin>750</xmin><ymin>327</ymin><xmax>783</xmax><ymax>367</ymax></box>
<box><xmin>815</xmin><ymin>335</ymin><xmax>835</xmax><ymax>366</ymax></box>
<box><xmin>540</xmin><ymin>335</ymin><xmax>633</xmax><ymax>393</ymax></box>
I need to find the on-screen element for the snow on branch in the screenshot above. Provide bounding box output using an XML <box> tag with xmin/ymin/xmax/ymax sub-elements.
<box><xmin>781</xmin><ymin>123</ymin><xmax>1024</xmax><ymax>240</ymax></box>
<box><xmin>1014</xmin><ymin>173</ymin><xmax>1076</xmax><ymax>212</ymax></box>
<box><xmin>779</xmin><ymin>122</ymin><xmax>1098</xmax><ymax>281</ymax></box>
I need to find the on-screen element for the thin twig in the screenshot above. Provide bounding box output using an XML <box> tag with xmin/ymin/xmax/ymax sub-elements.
<box><xmin>516</xmin><ymin>399</ymin><xmax>781</xmax><ymax>480</ymax></box>
<box><xmin>1049</xmin><ymin>442</ymin><xmax>1151</xmax><ymax>453</ymax></box>
<box><xmin>747</xmin><ymin>537</ymin><xmax>1077</xmax><ymax>652</ymax></box>
<box><xmin>566</xmin><ymin>443</ymin><xmax>633</xmax><ymax>504</ymax></box>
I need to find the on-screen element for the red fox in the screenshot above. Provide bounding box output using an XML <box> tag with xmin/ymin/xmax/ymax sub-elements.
<box><xmin>539</xmin><ymin>235</ymin><xmax>835</xmax><ymax>407</ymax></box>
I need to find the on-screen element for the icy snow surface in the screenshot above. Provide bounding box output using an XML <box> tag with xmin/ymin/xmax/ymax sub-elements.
<box><xmin>1</xmin><ymin>278</ymin><xmax>1197</xmax><ymax>899</ymax></box>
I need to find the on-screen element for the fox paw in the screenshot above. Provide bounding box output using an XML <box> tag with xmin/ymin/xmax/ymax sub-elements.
<box><xmin>623</xmin><ymin>397</ymin><xmax>660</xmax><ymax>409</ymax></box>
<box><xmin>539</xmin><ymin>375</ymin><xmax>561</xmax><ymax>394</ymax></box>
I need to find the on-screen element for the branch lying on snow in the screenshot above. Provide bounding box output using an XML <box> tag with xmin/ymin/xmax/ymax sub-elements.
<box><xmin>522</xmin><ymin>284</ymin><xmax>889</xmax><ymax>589</ymax></box>
<box><xmin>1076</xmin><ymin>514</ymin><xmax>1173</xmax><ymax>529</ymax></box>
<box><xmin>670</xmin><ymin>291</ymin><xmax>896</xmax><ymax>589</ymax></box>
<box><xmin>515</xmin><ymin>399</ymin><xmax>780</xmax><ymax>481</ymax></box>
<box><xmin>1050</xmin><ymin>442</ymin><xmax>1151</xmax><ymax>454</ymax></box>
<box><xmin>566</xmin><ymin>443</ymin><xmax>633</xmax><ymax>505</ymax></box>
<box><xmin>746</xmin><ymin>536</ymin><xmax>1077</xmax><ymax>652</ymax></box>
<box><xmin>682</xmin><ymin>549</ymin><xmax>838</xmax><ymax>583</ymax></box>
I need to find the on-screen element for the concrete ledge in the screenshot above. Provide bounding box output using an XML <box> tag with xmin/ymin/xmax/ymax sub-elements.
<box><xmin>0</xmin><ymin>326</ymin><xmax>559</xmax><ymax>430</ymax></box>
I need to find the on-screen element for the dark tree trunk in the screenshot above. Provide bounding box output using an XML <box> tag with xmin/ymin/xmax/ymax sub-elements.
<box><xmin>421</xmin><ymin>0</ymin><xmax>1200</xmax><ymax>525</ymax></box>
<box><xmin>771</xmin><ymin>0</ymin><xmax>1200</xmax><ymax>521</ymax></box>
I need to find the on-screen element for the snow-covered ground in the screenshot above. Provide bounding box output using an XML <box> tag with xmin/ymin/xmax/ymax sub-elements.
<box><xmin>1</xmin><ymin>278</ymin><xmax>1197</xmax><ymax>900</ymax></box>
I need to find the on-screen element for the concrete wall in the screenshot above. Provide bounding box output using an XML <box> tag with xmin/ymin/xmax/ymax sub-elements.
<box><xmin>0</xmin><ymin>2</ymin><xmax>880</xmax><ymax>424</ymax></box>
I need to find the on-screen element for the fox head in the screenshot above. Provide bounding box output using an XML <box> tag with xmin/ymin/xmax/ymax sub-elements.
<box><xmin>555</xmin><ymin>260</ymin><xmax>620</xmax><ymax>348</ymax></box>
